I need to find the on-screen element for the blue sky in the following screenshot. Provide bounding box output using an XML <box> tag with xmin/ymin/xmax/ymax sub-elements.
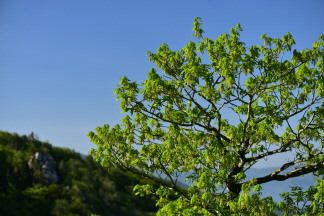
<box><xmin>1</xmin><ymin>0</ymin><xmax>323</xmax><ymax>167</ymax></box>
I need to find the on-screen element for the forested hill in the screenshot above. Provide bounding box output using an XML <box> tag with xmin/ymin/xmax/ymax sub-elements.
<box><xmin>0</xmin><ymin>131</ymin><xmax>160</xmax><ymax>216</ymax></box>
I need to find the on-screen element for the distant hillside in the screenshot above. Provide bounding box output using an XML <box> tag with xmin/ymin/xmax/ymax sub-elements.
<box><xmin>0</xmin><ymin>131</ymin><xmax>161</xmax><ymax>216</ymax></box>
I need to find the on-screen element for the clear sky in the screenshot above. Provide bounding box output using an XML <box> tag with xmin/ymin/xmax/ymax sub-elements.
<box><xmin>1</xmin><ymin>0</ymin><xmax>323</xmax><ymax>167</ymax></box>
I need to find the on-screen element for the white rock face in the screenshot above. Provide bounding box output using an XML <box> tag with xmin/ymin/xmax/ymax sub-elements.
<box><xmin>28</xmin><ymin>152</ymin><xmax>59</xmax><ymax>184</ymax></box>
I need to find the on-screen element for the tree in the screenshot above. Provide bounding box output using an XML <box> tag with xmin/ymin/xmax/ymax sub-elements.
<box><xmin>88</xmin><ymin>18</ymin><xmax>324</xmax><ymax>215</ymax></box>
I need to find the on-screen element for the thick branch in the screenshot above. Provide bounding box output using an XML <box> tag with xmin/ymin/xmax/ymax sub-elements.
<box><xmin>243</xmin><ymin>158</ymin><xmax>324</xmax><ymax>185</ymax></box>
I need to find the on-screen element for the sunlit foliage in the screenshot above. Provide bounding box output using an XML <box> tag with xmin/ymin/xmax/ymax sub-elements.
<box><xmin>89</xmin><ymin>18</ymin><xmax>324</xmax><ymax>215</ymax></box>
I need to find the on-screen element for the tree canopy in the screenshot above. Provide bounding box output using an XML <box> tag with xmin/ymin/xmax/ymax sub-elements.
<box><xmin>88</xmin><ymin>18</ymin><xmax>324</xmax><ymax>215</ymax></box>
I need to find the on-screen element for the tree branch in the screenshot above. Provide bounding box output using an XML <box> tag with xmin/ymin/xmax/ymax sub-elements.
<box><xmin>243</xmin><ymin>156</ymin><xmax>324</xmax><ymax>185</ymax></box>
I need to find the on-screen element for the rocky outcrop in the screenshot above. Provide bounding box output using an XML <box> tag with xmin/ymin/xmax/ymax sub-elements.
<box><xmin>28</xmin><ymin>152</ymin><xmax>59</xmax><ymax>184</ymax></box>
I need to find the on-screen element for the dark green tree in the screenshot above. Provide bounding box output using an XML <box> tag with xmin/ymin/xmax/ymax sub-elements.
<box><xmin>88</xmin><ymin>18</ymin><xmax>324</xmax><ymax>215</ymax></box>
